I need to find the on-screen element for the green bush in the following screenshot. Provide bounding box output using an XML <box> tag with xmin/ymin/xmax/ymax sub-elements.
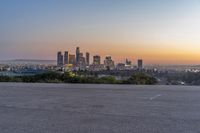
<box><xmin>127</xmin><ymin>73</ymin><xmax>157</xmax><ymax>85</ymax></box>
<box><xmin>0</xmin><ymin>71</ymin><xmax>157</xmax><ymax>85</ymax></box>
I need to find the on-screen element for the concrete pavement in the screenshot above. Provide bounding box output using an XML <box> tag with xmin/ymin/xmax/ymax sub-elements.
<box><xmin>0</xmin><ymin>83</ymin><xmax>199</xmax><ymax>133</ymax></box>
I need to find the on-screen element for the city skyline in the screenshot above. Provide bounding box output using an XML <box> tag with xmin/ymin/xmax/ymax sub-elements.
<box><xmin>56</xmin><ymin>47</ymin><xmax>135</xmax><ymax>65</ymax></box>
<box><xmin>1</xmin><ymin>0</ymin><xmax>200</xmax><ymax>65</ymax></box>
<box><xmin>56</xmin><ymin>46</ymin><xmax>141</xmax><ymax>71</ymax></box>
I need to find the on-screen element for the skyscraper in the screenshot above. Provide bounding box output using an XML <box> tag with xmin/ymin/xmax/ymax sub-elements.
<box><xmin>93</xmin><ymin>55</ymin><xmax>101</xmax><ymax>65</ymax></box>
<box><xmin>137</xmin><ymin>59</ymin><xmax>143</xmax><ymax>69</ymax></box>
<box><xmin>64</xmin><ymin>51</ymin><xmax>69</xmax><ymax>65</ymax></box>
<box><xmin>86</xmin><ymin>52</ymin><xmax>90</xmax><ymax>66</ymax></box>
<box><xmin>69</xmin><ymin>54</ymin><xmax>76</xmax><ymax>66</ymax></box>
<box><xmin>78</xmin><ymin>56</ymin><xmax>86</xmax><ymax>70</ymax></box>
<box><xmin>57</xmin><ymin>51</ymin><xmax>63</xmax><ymax>67</ymax></box>
<box><xmin>104</xmin><ymin>56</ymin><xmax>115</xmax><ymax>70</ymax></box>
<box><xmin>76</xmin><ymin>47</ymin><xmax>80</xmax><ymax>64</ymax></box>
<box><xmin>125</xmin><ymin>59</ymin><xmax>132</xmax><ymax>66</ymax></box>
<box><xmin>79</xmin><ymin>53</ymin><xmax>83</xmax><ymax>58</ymax></box>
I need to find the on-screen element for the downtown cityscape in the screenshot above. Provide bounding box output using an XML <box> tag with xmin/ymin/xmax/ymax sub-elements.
<box><xmin>56</xmin><ymin>47</ymin><xmax>143</xmax><ymax>71</ymax></box>
<box><xmin>1</xmin><ymin>46</ymin><xmax>200</xmax><ymax>85</ymax></box>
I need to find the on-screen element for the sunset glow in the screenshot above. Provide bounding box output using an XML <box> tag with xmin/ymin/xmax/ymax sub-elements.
<box><xmin>1</xmin><ymin>0</ymin><xmax>200</xmax><ymax>65</ymax></box>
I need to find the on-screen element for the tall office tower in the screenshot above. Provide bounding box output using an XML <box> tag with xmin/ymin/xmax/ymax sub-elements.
<box><xmin>137</xmin><ymin>59</ymin><xmax>143</xmax><ymax>69</ymax></box>
<box><xmin>79</xmin><ymin>56</ymin><xmax>86</xmax><ymax>70</ymax></box>
<box><xmin>76</xmin><ymin>52</ymin><xmax>86</xmax><ymax>70</ymax></box>
<box><xmin>86</xmin><ymin>52</ymin><xmax>90</xmax><ymax>66</ymax></box>
<box><xmin>57</xmin><ymin>51</ymin><xmax>63</xmax><ymax>67</ymax></box>
<box><xmin>69</xmin><ymin>54</ymin><xmax>76</xmax><ymax>66</ymax></box>
<box><xmin>77</xmin><ymin>53</ymin><xmax>83</xmax><ymax>64</ymax></box>
<box><xmin>64</xmin><ymin>51</ymin><xmax>69</xmax><ymax>65</ymax></box>
<box><xmin>125</xmin><ymin>59</ymin><xmax>132</xmax><ymax>66</ymax></box>
<box><xmin>76</xmin><ymin>47</ymin><xmax>80</xmax><ymax>63</ymax></box>
<box><xmin>93</xmin><ymin>55</ymin><xmax>101</xmax><ymax>65</ymax></box>
<box><xmin>79</xmin><ymin>53</ymin><xmax>83</xmax><ymax>58</ymax></box>
<box><xmin>104</xmin><ymin>56</ymin><xmax>115</xmax><ymax>70</ymax></box>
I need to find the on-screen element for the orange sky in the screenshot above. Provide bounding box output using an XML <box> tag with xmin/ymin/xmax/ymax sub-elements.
<box><xmin>1</xmin><ymin>0</ymin><xmax>200</xmax><ymax>65</ymax></box>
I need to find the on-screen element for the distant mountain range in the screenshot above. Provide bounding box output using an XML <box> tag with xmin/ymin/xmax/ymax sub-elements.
<box><xmin>0</xmin><ymin>59</ymin><xmax>56</xmax><ymax>65</ymax></box>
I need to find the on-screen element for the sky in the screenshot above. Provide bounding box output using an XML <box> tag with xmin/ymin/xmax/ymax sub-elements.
<box><xmin>1</xmin><ymin>0</ymin><xmax>200</xmax><ymax>65</ymax></box>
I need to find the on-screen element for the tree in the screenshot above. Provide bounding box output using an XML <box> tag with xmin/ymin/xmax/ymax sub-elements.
<box><xmin>127</xmin><ymin>73</ymin><xmax>157</xmax><ymax>85</ymax></box>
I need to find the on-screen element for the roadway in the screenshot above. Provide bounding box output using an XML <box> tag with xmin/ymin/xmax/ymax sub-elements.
<box><xmin>0</xmin><ymin>83</ymin><xmax>199</xmax><ymax>133</ymax></box>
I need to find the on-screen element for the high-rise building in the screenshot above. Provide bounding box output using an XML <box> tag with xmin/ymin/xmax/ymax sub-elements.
<box><xmin>125</xmin><ymin>59</ymin><xmax>132</xmax><ymax>66</ymax></box>
<box><xmin>76</xmin><ymin>52</ymin><xmax>86</xmax><ymax>70</ymax></box>
<box><xmin>79</xmin><ymin>53</ymin><xmax>83</xmax><ymax>58</ymax></box>
<box><xmin>76</xmin><ymin>47</ymin><xmax>80</xmax><ymax>64</ymax></box>
<box><xmin>64</xmin><ymin>51</ymin><xmax>69</xmax><ymax>65</ymax></box>
<box><xmin>78</xmin><ymin>56</ymin><xmax>86</xmax><ymax>70</ymax></box>
<box><xmin>125</xmin><ymin>58</ymin><xmax>132</xmax><ymax>70</ymax></box>
<box><xmin>116</xmin><ymin>63</ymin><xmax>125</xmax><ymax>70</ymax></box>
<box><xmin>137</xmin><ymin>59</ymin><xmax>143</xmax><ymax>69</ymax></box>
<box><xmin>86</xmin><ymin>52</ymin><xmax>90</xmax><ymax>66</ymax></box>
<box><xmin>69</xmin><ymin>54</ymin><xmax>76</xmax><ymax>66</ymax></box>
<box><xmin>57</xmin><ymin>51</ymin><xmax>63</xmax><ymax>67</ymax></box>
<box><xmin>93</xmin><ymin>55</ymin><xmax>101</xmax><ymax>65</ymax></box>
<box><xmin>104</xmin><ymin>56</ymin><xmax>115</xmax><ymax>70</ymax></box>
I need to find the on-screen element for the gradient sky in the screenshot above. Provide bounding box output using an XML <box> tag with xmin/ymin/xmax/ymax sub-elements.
<box><xmin>1</xmin><ymin>0</ymin><xmax>200</xmax><ymax>64</ymax></box>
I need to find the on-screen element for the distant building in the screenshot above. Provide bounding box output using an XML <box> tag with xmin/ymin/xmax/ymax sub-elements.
<box><xmin>104</xmin><ymin>56</ymin><xmax>115</xmax><ymax>70</ymax></box>
<box><xmin>89</xmin><ymin>64</ymin><xmax>105</xmax><ymax>71</ymax></box>
<box><xmin>86</xmin><ymin>52</ymin><xmax>90</xmax><ymax>66</ymax></box>
<box><xmin>93</xmin><ymin>55</ymin><xmax>101</xmax><ymax>65</ymax></box>
<box><xmin>125</xmin><ymin>59</ymin><xmax>132</xmax><ymax>66</ymax></box>
<box><xmin>137</xmin><ymin>59</ymin><xmax>143</xmax><ymax>69</ymax></box>
<box><xmin>79</xmin><ymin>53</ymin><xmax>83</xmax><ymax>57</ymax></box>
<box><xmin>69</xmin><ymin>54</ymin><xmax>76</xmax><ymax>66</ymax></box>
<box><xmin>76</xmin><ymin>47</ymin><xmax>80</xmax><ymax>64</ymax></box>
<box><xmin>116</xmin><ymin>63</ymin><xmax>125</xmax><ymax>70</ymax></box>
<box><xmin>125</xmin><ymin>59</ymin><xmax>132</xmax><ymax>70</ymax></box>
<box><xmin>64</xmin><ymin>51</ymin><xmax>68</xmax><ymax>65</ymax></box>
<box><xmin>57</xmin><ymin>51</ymin><xmax>63</xmax><ymax>67</ymax></box>
<box><xmin>64</xmin><ymin>64</ymin><xmax>73</xmax><ymax>71</ymax></box>
<box><xmin>77</xmin><ymin>53</ymin><xmax>86</xmax><ymax>70</ymax></box>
